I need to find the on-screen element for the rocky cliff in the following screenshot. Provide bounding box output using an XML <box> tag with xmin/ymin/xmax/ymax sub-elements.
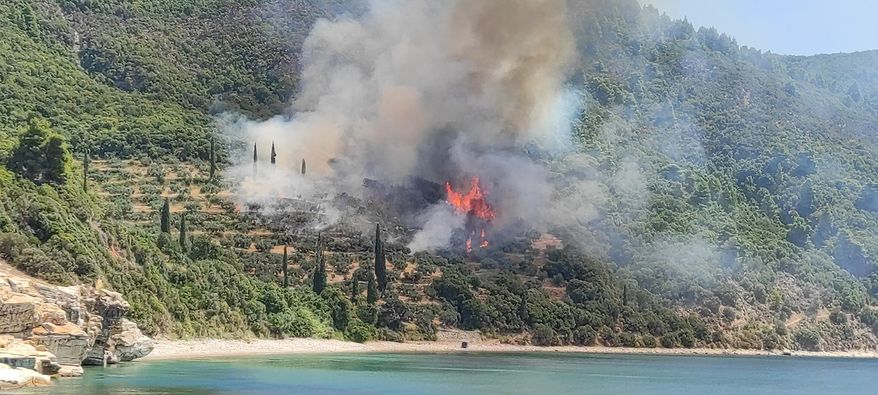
<box><xmin>0</xmin><ymin>262</ymin><xmax>153</xmax><ymax>389</ymax></box>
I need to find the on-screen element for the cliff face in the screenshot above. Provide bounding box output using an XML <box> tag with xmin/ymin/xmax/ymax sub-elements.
<box><xmin>0</xmin><ymin>262</ymin><xmax>153</xmax><ymax>388</ymax></box>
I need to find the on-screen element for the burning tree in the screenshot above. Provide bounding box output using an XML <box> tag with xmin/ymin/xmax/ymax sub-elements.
<box><xmin>445</xmin><ymin>176</ymin><xmax>495</xmax><ymax>253</ymax></box>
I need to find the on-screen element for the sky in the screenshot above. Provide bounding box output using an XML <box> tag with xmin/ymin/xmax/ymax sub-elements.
<box><xmin>641</xmin><ymin>0</ymin><xmax>877</xmax><ymax>56</ymax></box>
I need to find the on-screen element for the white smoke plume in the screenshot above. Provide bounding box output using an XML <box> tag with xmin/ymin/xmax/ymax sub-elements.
<box><xmin>224</xmin><ymin>0</ymin><xmax>586</xmax><ymax>249</ymax></box>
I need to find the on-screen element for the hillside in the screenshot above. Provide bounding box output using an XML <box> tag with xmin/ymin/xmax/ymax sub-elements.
<box><xmin>2</xmin><ymin>0</ymin><xmax>878</xmax><ymax>352</ymax></box>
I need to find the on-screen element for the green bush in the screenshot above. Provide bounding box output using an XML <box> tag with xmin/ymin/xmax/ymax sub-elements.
<box><xmin>794</xmin><ymin>328</ymin><xmax>821</xmax><ymax>351</ymax></box>
<box><xmin>346</xmin><ymin>320</ymin><xmax>377</xmax><ymax>343</ymax></box>
<box><xmin>660</xmin><ymin>333</ymin><xmax>678</xmax><ymax>348</ymax></box>
<box><xmin>573</xmin><ymin>326</ymin><xmax>597</xmax><ymax>346</ymax></box>
<box><xmin>531</xmin><ymin>324</ymin><xmax>558</xmax><ymax>346</ymax></box>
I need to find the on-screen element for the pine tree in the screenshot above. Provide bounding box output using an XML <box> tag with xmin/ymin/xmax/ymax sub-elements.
<box><xmin>282</xmin><ymin>244</ymin><xmax>289</xmax><ymax>288</ymax></box>
<box><xmin>301</xmin><ymin>158</ymin><xmax>306</xmax><ymax>175</ymax></box>
<box><xmin>374</xmin><ymin>223</ymin><xmax>387</xmax><ymax>292</ymax></box>
<box><xmin>178</xmin><ymin>213</ymin><xmax>188</xmax><ymax>251</ymax></box>
<box><xmin>9</xmin><ymin>118</ymin><xmax>71</xmax><ymax>184</ymax></box>
<box><xmin>366</xmin><ymin>272</ymin><xmax>378</xmax><ymax>304</ymax></box>
<box><xmin>270</xmin><ymin>142</ymin><xmax>276</xmax><ymax>165</ymax></box>
<box><xmin>312</xmin><ymin>233</ymin><xmax>326</xmax><ymax>295</ymax></box>
<box><xmin>209</xmin><ymin>138</ymin><xmax>217</xmax><ymax>180</ymax></box>
<box><xmin>160</xmin><ymin>198</ymin><xmax>171</xmax><ymax>233</ymax></box>
<box><xmin>82</xmin><ymin>149</ymin><xmax>90</xmax><ymax>192</ymax></box>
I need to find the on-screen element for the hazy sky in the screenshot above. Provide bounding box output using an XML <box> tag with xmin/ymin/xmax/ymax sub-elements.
<box><xmin>641</xmin><ymin>0</ymin><xmax>876</xmax><ymax>55</ymax></box>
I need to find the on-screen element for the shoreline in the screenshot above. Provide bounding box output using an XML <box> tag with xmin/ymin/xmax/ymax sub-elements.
<box><xmin>140</xmin><ymin>338</ymin><xmax>878</xmax><ymax>361</ymax></box>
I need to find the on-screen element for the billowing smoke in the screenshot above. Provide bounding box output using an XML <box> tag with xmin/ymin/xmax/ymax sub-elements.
<box><xmin>224</xmin><ymin>0</ymin><xmax>583</xmax><ymax>249</ymax></box>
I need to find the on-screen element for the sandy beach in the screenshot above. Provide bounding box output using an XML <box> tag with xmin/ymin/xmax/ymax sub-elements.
<box><xmin>140</xmin><ymin>338</ymin><xmax>878</xmax><ymax>361</ymax></box>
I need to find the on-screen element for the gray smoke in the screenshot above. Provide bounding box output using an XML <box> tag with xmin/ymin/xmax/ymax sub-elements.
<box><xmin>224</xmin><ymin>0</ymin><xmax>586</xmax><ymax>249</ymax></box>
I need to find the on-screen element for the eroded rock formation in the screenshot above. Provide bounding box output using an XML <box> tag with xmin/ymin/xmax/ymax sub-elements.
<box><xmin>0</xmin><ymin>263</ymin><xmax>153</xmax><ymax>389</ymax></box>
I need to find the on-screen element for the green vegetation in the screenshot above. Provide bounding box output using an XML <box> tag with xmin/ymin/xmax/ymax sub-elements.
<box><xmin>312</xmin><ymin>234</ymin><xmax>326</xmax><ymax>295</ymax></box>
<box><xmin>1</xmin><ymin>0</ymin><xmax>878</xmax><ymax>350</ymax></box>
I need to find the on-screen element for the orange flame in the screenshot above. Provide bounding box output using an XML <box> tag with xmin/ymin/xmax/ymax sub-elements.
<box><xmin>446</xmin><ymin>176</ymin><xmax>494</xmax><ymax>253</ymax></box>
<box><xmin>444</xmin><ymin>176</ymin><xmax>496</xmax><ymax>221</ymax></box>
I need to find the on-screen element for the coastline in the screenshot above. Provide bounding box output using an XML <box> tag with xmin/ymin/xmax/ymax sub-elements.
<box><xmin>140</xmin><ymin>338</ymin><xmax>878</xmax><ymax>361</ymax></box>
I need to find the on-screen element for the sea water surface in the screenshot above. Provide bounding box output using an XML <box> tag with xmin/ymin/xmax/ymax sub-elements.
<box><xmin>18</xmin><ymin>352</ymin><xmax>878</xmax><ymax>394</ymax></box>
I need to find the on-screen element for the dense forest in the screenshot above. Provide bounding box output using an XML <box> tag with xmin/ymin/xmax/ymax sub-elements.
<box><xmin>3</xmin><ymin>0</ymin><xmax>878</xmax><ymax>351</ymax></box>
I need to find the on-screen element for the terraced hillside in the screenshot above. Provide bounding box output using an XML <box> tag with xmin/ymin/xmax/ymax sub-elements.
<box><xmin>2</xmin><ymin>0</ymin><xmax>878</xmax><ymax>351</ymax></box>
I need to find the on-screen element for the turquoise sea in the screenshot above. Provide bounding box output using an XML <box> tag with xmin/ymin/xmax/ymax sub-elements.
<box><xmin>17</xmin><ymin>352</ymin><xmax>878</xmax><ymax>394</ymax></box>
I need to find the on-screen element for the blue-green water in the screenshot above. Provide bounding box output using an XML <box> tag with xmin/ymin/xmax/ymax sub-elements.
<box><xmin>18</xmin><ymin>352</ymin><xmax>878</xmax><ymax>394</ymax></box>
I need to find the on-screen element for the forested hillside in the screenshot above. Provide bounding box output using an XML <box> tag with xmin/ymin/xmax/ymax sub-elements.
<box><xmin>3</xmin><ymin>0</ymin><xmax>878</xmax><ymax>351</ymax></box>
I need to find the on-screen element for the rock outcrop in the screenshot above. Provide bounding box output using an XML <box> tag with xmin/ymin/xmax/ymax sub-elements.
<box><xmin>0</xmin><ymin>363</ymin><xmax>52</xmax><ymax>389</ymax></box>
<box><xmin>83</xmin><ymin>291</ymin><xmax>154</xmax><ymax>365</ymax></box>
<box><xmin>0</xmin><ymin>263</ymin><xmax>153</xmax><ymax>388</ymax></box>
<box><xmin>107</xmin><ymin>318</ymin><xmax>155</xmax><ymax>363</ymax></box>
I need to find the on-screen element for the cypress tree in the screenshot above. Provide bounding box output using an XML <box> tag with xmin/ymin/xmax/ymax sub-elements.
<box><xmin>312</xmin><ymin>233</ymin><xmax>326</xmax><ymax>295</ymax></box>
<box><xmin>518</xmin><ymin>292</ymin><xmax>529</xmax><ymax>322</ymax></box>
<box><xmin>252</xmin><ymin>143</ymin><xmax>258</xmax><ymax>177</ymax></box>
<box><xmin>270</xmin><ymin>142</ymin><xmax>276</xmax><ymax>165</ymax></box>
<box><xmin>374</xmin><ymin>223</ymin><xmax>386</xmax><ymax>292</ymax></box>
<box><xmin>178</xmin><ymin>213</ymin><xmax>188</xmax><ymax>251</ymax></box>
<box><xmin>209</xmin><ymin>138</ymin><xmax>217</xmax><ymax>180</ymax></box>
<box><xmin>622</xmin><ymin>284</ymin><xmax>629</xmax><ymax>307</ymax></box>
<box><xmin>282</xmin><ymin>244</ymin><xmax>289</xmax><ymax>288</ymax></box>
<box><xmin>351</xmin><ymin>278</ymin><xmax>359</xmax><ymax>302</ymax></box>
<box><xmin>301</xmin><ymin>158</ymin><xmax>306</xmax><ymax>175</ymax></box>
<box><xmin>366</xmin><ymin>272</ymin><xmax>378</xmax><ymax>304</ymax></box>
<box><xmin>160</xmin><ymin>198</ymin><xmax>171</xmax><ymax>233</ymax></box>
<box><xmin>82</xmin><ymin>149</ymin><xmax>89</xmax><ymax>192</ymax></box>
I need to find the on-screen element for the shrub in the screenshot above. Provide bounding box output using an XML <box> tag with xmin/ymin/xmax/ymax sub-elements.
<box><xmin>602</xmin><ymin>330</ymin><xmax>620</xmax><ymax>347</ymax></box>
<box><xmin>679</xmin><ymin>329</ymin><xmax>696</xmax><ymax>348</ymax></box>
<box><xmin>357</xmin><ymin>303</ymin><xmax>379</xmax><ymax>325</ymax></box>
<box><xmin>573</xmin><ymin>326</ymin><xmax>597</xmax><ymax>346</ymax></box>
<box><xmin>620</xmin><ymin>332</ymin><xmax>638</xmax><ymax>347</ymax></box>
<box><xmin>346</xmin><ymin>320</ymin><xmax>377</xmax><ymax>343</ymax></box>
<box><xmin>794</xmin><ymin>328</ymin><xmax>821</xmax><ymax>351</ymax></box>
<box><xmin>859</xmin><ymin>308</ymin><xmax>878</xmax><ymax>326</ymax></box>
<box><xmin>0</xmin><ymin>232</ymin><xmax>28</xmax><ymax>259</ymax></box>
<box><xmin>254</xmin><ymin>239</ymin><xmax>273</xmax><ymax>253</ymax></box>
<box><xmin>531</xmin><ymin>324</ymin><xmax>558</xmax><ymax>346</ymax></box>
<box><xmin>551</xmin><ymin>273</ymin><xmax>565</xmax><ymax>286</ymax></box>
<box><xmin>829</xmin><ymin>309</ymin><xmax>848</xmax><ymax>325</ymax></box>
<box><xmin>660</xmin><ymin>333</ymin><xmax>678</xmax><ymax>348</ymax></box>
<box><xmin>378</xmin><ymin>328</ymin><xmax>404</xmax><ymax>342</ymax></box>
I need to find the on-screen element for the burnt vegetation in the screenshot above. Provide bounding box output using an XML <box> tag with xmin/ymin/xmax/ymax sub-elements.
<box><xmin>2</xmin><ymin>0</ymin><xmax>878</xmax><ymax>351</ymax></box>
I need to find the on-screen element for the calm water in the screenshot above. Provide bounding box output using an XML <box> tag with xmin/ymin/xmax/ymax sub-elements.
<box><xmin>17</xmin><ymin>352</ymin><xmax>878</xmax><ymax>394</ymax></box>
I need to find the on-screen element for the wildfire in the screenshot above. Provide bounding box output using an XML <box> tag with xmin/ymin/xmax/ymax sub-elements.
<box><xmin>445</xmin><ymin>176</ymin><xmax>495</xmax><ymax>253</ymax></box>
<box><xmin>444</xmin><ymin>176</ymin><xmax>495</xmax><ymax>221</ymax></box>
